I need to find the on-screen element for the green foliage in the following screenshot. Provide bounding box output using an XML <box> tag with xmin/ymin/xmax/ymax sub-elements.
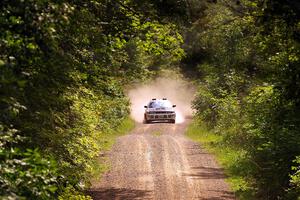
<box><xmin>0</xmin><ymin>128</ymin><xmax>58</xmax><ymax>200</ymax></box>
<box><xmin>58</xmin><ymin>186</ymin><xmax>92</xmax><ymax>200</ymax></box>
<box><xmin>90</xmin><ymin>117</ymin><xmax>135</xmax><ymax>184</ymax></box>
<box><xmin>53</xmin><ymin>85</ymin><xmax>130</xmax><ymax>184</ymax></box>
<box><xmin>0</xmin><ymin>149</ymin><xmax>58</xmax><ymax>200</ymax></box>
<box><xmin>290</xmin><ymin>156</ymin><xmax>300</xmax><ymax>199</ymax></box>
<box><xmin>188</xmin><ymin>0</ymin><xmax>300</xmax><ymax>199</ymax></box>
<box><xmin>186</xmin><ymin>120</ymin><xmax>256</xmax><ymax>200</ymax></box>
<box><xmin>243</xmin><ymin>86</ymin><xmax>300</xmax><ymax>199</ymax></box>
<box><xmin>0</xmin><ymin>0</ymin><xmax>184</xmax><ymax>198</ymax></box>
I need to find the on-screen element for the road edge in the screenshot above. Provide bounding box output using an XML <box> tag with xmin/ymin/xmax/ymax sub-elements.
<box><xmin>185</xmin><ymin>120</ymin><xmax>255</xmax><ymax>200</ymax></box>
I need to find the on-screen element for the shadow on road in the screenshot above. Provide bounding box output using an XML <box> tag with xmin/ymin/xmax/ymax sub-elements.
<box><xmin>200</xmin><ymin>190</ymin><xmax>236</xmax><ymax>200</ymax></box>
<box><xmin>86</xmin><ymin>187</ymin><xmax>152</xmax><ymax>200</ymax></box>
<box><xmin>183</xmin><ymin>166</ymin><xmax>227</xmax><ymax>180</ymax></box>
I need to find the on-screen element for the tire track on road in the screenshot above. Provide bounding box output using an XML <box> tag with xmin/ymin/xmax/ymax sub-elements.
<box><xmin>88</xmin><ymin>121</ymin><xmax>236</xmax><ymax>200</ymax></box>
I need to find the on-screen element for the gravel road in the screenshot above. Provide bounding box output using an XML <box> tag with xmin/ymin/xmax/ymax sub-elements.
<box><xmin>88</xmin><ymin>120</ymin><xmax>236</xmax><ymax>200</ymax></box>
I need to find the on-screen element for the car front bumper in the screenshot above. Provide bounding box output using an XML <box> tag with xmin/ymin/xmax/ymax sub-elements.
<box><xmin>144</xmin><ymin>112</ymin><xmax>176</xmax><ymax>121</ymax></box>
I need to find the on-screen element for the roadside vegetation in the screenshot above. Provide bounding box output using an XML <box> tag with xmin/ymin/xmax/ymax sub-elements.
<box><xmin>186</xmin><ymin>120</ymin><xmax>256</xmax><ymax>199</ymax></box>
<box><xmin>0</xmin><ymin>0</ymin><xmax>184</xmax><ymax>199</ymax></box>
<box><xmin>90</xmin><ymin>117</ymin><xmax>135</xmax><ymax>181</ymax></box>
<box><xmin>185</xmin><ymin>0</ymin><xmax>300</xmax><ymax>199</ymax></box>
<box><xmin>1</xmin><ymin>0</ymin><xmax>300</xmax><ymax>199</ymax></box>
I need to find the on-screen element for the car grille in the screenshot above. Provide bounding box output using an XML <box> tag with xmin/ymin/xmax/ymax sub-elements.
<box><xmin>146</xmin><ymin>111</ymin><xmax>175</xmax><ymax>120</ymax></box>
<box><xmin>148</xmin><ymin>115</ymin><xmax>174</xmax><ymax>119</ymax></box>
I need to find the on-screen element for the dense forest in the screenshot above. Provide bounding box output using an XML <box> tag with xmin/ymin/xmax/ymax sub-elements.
<box><xmin>189</xmin><ymin>0</ymin><xmax>300</xmax><ymax>199</ymax></box>
<box><xmin>1</xmin><ymin>0</ymin><xmax>300</xmax><ymax>199</ymax></box>
<box><xmin>0</xmin><ymin>0</ymin><xmax>184</xmax><ymax>199</ymax></box>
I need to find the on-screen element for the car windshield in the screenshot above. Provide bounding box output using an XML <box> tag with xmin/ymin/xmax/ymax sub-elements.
<box><xmin>148</xmin><ymin>100</ymin><xmax>172</xmax><ymax>108</ymax></box>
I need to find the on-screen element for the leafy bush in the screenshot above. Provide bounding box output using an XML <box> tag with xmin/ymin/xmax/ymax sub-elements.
<box><xmin>0</xmin><ymin>0</ymin><xmax>185</xmax><ymax>198</ymax></box>
<box><xmin>192</xmin><ymin>84</ymin><xmax>219</xmax><ymax>127</ymax></box>
<box><xmin>190</xmin><ymin>1</ymin><xmax>300</xmax><ymax>199</ymax></box>
<box><xmin>58</xmin><ymin>186</ymin><xmax>92</xmax><ymax>200</ymax></box>
<box><xmin>0</xmin><ymin>127</ymin><xmax>58</xmax><ymax>199</ymax></box>
<box><xmin>289</xmin><ymin>156</ymin><xmax>300</xmax><ymax>199</ymax></box>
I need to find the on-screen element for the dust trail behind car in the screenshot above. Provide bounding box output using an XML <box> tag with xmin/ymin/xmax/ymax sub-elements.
<box><xmin>127</xmin><ymin>77</ymin><xmax>196</xmax><ymax>123</ymax></box>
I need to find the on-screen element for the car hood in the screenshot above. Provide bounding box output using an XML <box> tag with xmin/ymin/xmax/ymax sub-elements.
<box><xmin>146</xmin><ymin>107</ymin><xmax>175</xmax><ymax>112</ymax></box>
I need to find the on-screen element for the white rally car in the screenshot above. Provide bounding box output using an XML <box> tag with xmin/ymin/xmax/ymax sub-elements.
<box><xmin>144</xmin><ymin>98</ymin><xmax>176</xmax><ymax>123</ymax></box>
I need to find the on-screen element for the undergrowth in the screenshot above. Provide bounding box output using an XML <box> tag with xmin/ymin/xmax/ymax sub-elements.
<box><xmin>186</xmin><ymin>120</ymin><xmax>256</xmax><ymax>200</ymax></box>
<box><xmin>90</xmin><ymin>117</ymin><xmax>135</xmax><ymax>183</ymax></box>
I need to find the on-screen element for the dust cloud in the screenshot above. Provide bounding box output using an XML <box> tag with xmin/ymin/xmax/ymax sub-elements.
<box><xmin>127</xmin><ymin>77</ymin><xmax>195</xmax><ymax>124</ymax></box>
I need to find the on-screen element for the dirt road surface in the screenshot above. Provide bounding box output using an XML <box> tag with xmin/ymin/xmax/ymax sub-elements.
<box><xmin>88</xmin><ymin>120</ymin><xmax>236</xmax><ymax>200</ymax></box>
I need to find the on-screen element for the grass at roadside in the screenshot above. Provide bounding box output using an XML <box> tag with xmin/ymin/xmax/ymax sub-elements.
<box><xmin>186</xmin><ymin>120</ymin><xmax>256</xmax><ymax>200</ymax></box>
<box><xmin>90</xmin><ymin>117</ymin><xmax>135</xmax><ymax>183</ymax></box>
<box><xmin>98</xmin><ymin>117</ymin><xmax>135</xmax><ymax>151</ymax></box>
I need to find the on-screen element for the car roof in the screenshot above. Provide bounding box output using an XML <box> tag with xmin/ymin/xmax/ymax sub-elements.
<box><xmin>147</xmin><ymin>98</ymin><xmax>173</xmax><ymax>106</ymax></box>
<box><xmin>149</xmin><ymin>98</ymin><xmax>169</xmax><ymax>102</ymax></box>
<box><xmin>150</xmin><ymin>98</ymin><xmax>168</xmax><ymax>101</ymax></box>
